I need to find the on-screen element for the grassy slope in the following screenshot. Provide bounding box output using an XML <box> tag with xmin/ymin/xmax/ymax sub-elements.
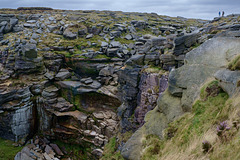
<box><xmin>0</xmin><ymin>138</ymin><xmax>23</xmax><ymax>160</ymax></box>
<box><xmin>141</xmin><ymin>81</ymin><xmax>240</xmax><ymax>160</ymax></box>
<box><xmin>101</xmin><ymin>137</ymin><xmax>124</xmax><ymax>160</ymax></box>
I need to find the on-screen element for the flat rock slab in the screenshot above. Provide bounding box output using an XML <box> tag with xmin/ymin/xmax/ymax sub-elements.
<box><xmin>57</xmin><ymin>80</ymin><xmax>101</xmax><ymax>94</ymax></box>
<box><xmin>50</xmin><ymin>143</ymin><xmax>64</xmax><ymax>156</ymax></box>
<box><xmin>55</xmin><ymin>71</ymin><xmax>71</xmax><ymax>81</ymax></box>
<box><xmin>54</xmin><ymin>97</ymin><xmax>74</xmax><ymax>112</ymax></box>
<box><xmin>56</xmin><ymin>81</ymin><xmax>82</xmax><ymax>90</ymax></box>
<box><xmin>54</xmin><ymin>110</ymin><xmax>88</xmax><ymax>124</ymax></box>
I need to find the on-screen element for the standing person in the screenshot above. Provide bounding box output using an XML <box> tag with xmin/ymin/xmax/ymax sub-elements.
<box><xmin>219</xmin><ymin>11</ymin><xmax>221</xmax><ymax>16</ymax></box>
<box><xmin>222</xmin><ymin>11</ymin><xmax>225</xmax><ymax>17</ymax></box>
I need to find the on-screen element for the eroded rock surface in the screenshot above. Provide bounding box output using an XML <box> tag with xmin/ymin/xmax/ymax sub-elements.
<box><xmin>121</xmin><ymin>37</ymin><xmax>240</xmax><ymax>160</ymax></box>
<box><xmin>0</xmin><ymin>9</ymin><xmax>239</xmax><ymax>160</ymax></box>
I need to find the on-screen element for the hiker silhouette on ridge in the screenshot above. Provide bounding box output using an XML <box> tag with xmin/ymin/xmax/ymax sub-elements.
<box><xmin>219</xmin><ymin>11</ymin><xmax>221</xmax><ymax>16</ymax></box>
<box><xmin>222</xmin><ymin>11</ymin><xmax>225</xmax><ymax>17</ymax></box>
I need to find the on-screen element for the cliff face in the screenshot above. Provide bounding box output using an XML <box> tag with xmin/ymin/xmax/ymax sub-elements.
<box><xmin>121</xmin><ymin>37</ymin><xmax>240</xmax><ymax>159</ymax></box>
<box><xmin>0</xmin><ymin>8</ymin><xmax>239</xmax><ymax>159</ymax></box>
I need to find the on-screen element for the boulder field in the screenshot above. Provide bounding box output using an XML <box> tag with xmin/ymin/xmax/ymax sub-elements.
<box><xmin>0</xmin><ymin>8</ymin><xmax>240</xmax><ymax>159</ymax></box>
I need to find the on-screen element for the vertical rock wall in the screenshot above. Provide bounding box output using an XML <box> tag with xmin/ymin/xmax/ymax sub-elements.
<box><xmin>0</xmin><ymin>87</ymin><xmax>35</xmax><ymax>142</ymax></box>
<box><xmin>135</xmin><ymin>73</ymin><xmax>168</xmax><ymax>126</ymax></box>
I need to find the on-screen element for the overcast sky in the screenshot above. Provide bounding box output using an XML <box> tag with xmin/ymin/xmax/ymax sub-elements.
<box><xmin>1</xmin><ymin>0</ymin><xmax>239</xmax><ymax>20</ymax></box>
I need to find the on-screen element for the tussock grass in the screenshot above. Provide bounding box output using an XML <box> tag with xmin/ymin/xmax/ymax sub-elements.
<box><xmin>228</xmin><ymin>55</ymin><xmax>240</xmax><ymax>71</ymax></box>
<box><xmin>141</xmin><ymin>80</ymin><xmax>240</xmax><ymax>160</ymax></box>
<box><xmin>101</xmin><ymin>137</ymin><xmax>124</xmax><ymax>160</ymax></box>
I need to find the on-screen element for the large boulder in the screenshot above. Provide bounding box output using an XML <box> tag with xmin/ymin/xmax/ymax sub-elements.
<box><xmin>22</xmin><ymin>44</ymin><xmax>37</xmax><ymax>59</ymax></box>
<box><xmin>10</xmin><ymin>18</ymin><xmax>18</xmax><ymax>26</ymax></box>
<box><xmin>63</xmin><ymin>29</ymin><xmax>77</xmax><ymax>40</ymax></box>
<box><xmin>214</xmin><ymin>69</ymin><xmax>240</xmax><ymax>96</ymax></box>
<box><xmin>173</xmin><ymin>32</ymin><xmax>200</xmax><ymax>56</ymax></box>
<box><xmin>169</xmin><ymin>37</ymin><xmax>240</xmax><ymax>111</ymax></box>
<box><xmin>125</xmin><ymin>54</ymin><xmax>145</xmax><ymax>66</ymax></box>
<box><xmin>55</xmin><ymin>69</ymin><xmax>71</xmax><ymax>81</ymax></box>
<box><xmin>151</xmin><ymin>37</ymin><xmax>166</xmax><ymax>46</ymax></box>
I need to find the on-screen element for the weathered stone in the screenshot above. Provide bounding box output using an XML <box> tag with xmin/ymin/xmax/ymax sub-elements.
<box><xmin>125</xmin><ymin>54</ymin><xmax>145</xmax><ymax>66</ymax></box>
<box><xmin>54</xmin><ymin>110</ymin><xmax>88</xmax><ymax>124</ymax></box>
<box><xmin>45</xmin><ymin>145</ymin><xmax>55</xmax><ymax>156</ymax></box>
<box><xmin>151</xmin><ymin>37</ymin><xmax>166</xmax><ymax>46</ymax></box>
<box><xmin>107</xmin><ymin>48</ymin><xmax>119</xmax><ymax>56</ymax></box>
<box><xmin>78</xmin><ymin>29</ymin><xmax>87</xmax><ymax>36</ymax></box>
<box><xmin>144</xmin><ymin>53</ymin><xmax>159</xmax><ymax>65</ymax></box>
<box><xmin>56</xmin><ymin>81</ymin><xmax>82</xmax><ymax>90</ymax></box>
<box><xmin>173</xmin><ymin>32</ymin><xmax>199</xmax><ymax>56</ymax></box>
<box><xmin>125</xmin><ymin>34</ymin><xmax>133</xmax><ymax>40</ymax></box>
<box><xmin>55</xmin><ymin>70</ymin><xmax>71</xmax><ymax>81</ymax></box>
<box><xmin>77</xmin><ymin>80</ymin><xmax>102</xmax><ymax>93</ymax></box>
<box><xmin>135</xmin><ymin>73</ymin><xmax>168</xmax><ymax>125</ymax></box>
<box><xmin>43</xmin><ymin>152</ymin><xmax>52</xmax><ymax>160</ymax></box>
<box><xmin>84</xmin><ymin>79</ymin><xmax>93</xmax><ymax>84</ymax></box>
<box><xmin>10</xmin><ymin>18</ymin><xmax>18</xmax><ymax>26</ymax></box>
<box><xmin>110</xmin><ymin>41</ymin><xmax>121</xmax><ymax>48</ymax></box>
<box><xmin>214</xmin><ymin>69</ymin><xmax>240</xmax><ymax>96</ymax></box>
<box><xmin>42</xmin><ymin>86</ymin><xmax>59</xmax><ymax>99</ymax></box>
<box><xmin>92</xmin><ymin>149</ymin><xmax>103</xmax><ymax>158</ymax></box>
<box><xmin>54</xmin><ymin>97</ymin><xmax>74</xmax><ymax>112</ymax></box>
<box><xmin>93</xmin><ymin>112</ymin><xmax>104</xmax><ymax>119</ymax></box>
<box><xmin>118</xmin><ymin>67</ymin><xmax>141</xmax><ymax>131</ymax></box>
<box><xmin>83</xmin><ymin>130</ymin><xmax>97</xmax><ymax>137</ymax></box>
<box><xmin>99</xmin><ymin>66</ymin><xmax>114</xmax><ymax>76</ymax></box>
<box><xmin>101</xmin><ymin>41</ymin><xmax>108</xmax><ymax>47</ymax></box>
<box><xmin>63</xmin><ymin>30</ymin><xmax>77</xmax><ymax>40</ymax></box>
<box><xmin>23</xmin><ymin>23</ymin><xmax>36</xmax><ymax>28</ymax></box>
<box><xmin>86</xmin><ymin>34</ymin><xmax>93</xmax><ymax>39</ymax></box>
<box><xmin>22</xmin><ymin>44</ymin><xmax>37</xmax><ymax>59</ymax></box>
<box><xmin>110</xmin><ymin>31</ymin><xmax>121</xmax><ymax>37</ymax></box>
<box><xmin>50</xmin><ymin>143</ymin><xmax>64</xmax><ymax>156</ymax></box>
<box><xmin>47</xmin><ymin>25</ymin><xmax>58</xmax><ymax>32</ymax></box>
<box><xmin>44</xmin><ymin>72</ymin><xmax>55</xmax><ymax>80</ymax></box>
<box><xmin>30</xmin><ymin>84</ymin><xmax>43</xmax><ymax>95</ymax></box>
<box><xmin>31</xmin><ymin>33</ymin><xmax>39</xmax><ymax>39</ymax></box>
<box><xmin>122</xmin><ymin>37</ymin><xmax>240</xmax><ymax>160</ymax></box>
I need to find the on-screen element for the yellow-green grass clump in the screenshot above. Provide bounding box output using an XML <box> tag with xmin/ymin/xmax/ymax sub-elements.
<box><xmin>228</xmin><ymin>55</ymin><xmax>240</xmax><ymax>71</ymax></box>
<box><xmin>101</xmin><ymin>137</ymin><xmax>124</xmax><ymax>160</ymax></box>
<box><xmin>140</xmin><ymin>80</ymin><xmax>240</xmax><ymax>160</ymax></box>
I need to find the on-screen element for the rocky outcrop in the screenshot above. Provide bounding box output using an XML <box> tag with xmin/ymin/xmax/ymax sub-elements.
<box><xmin>121</xmin><ymin>37</ymin><xmax>240</xmax><ymax>160</ymax></box>
<box><xmin>0</xmin><ymin>86</ymin><xmax>35</xmax><ymax>142</ymax></box>
<box><xmin>214</xmin><ymin>69</ymin><xmax>240</xmax><ymax>96</ymax></box>
<box><xmin>15</xmin><ymin>137</ymin><xmax>65</xmax><ymax>160</ymax></box>
<box><xmin>1</xmin><ymin>9</ymin><xmax>239</xmax><ymax>160</ymax></box>
<box><xmin>173</xmin><ymin>31</ymin><xmax>200</xmax><ymax>56</ymax></box>
<box><xmin>117</xmin><ymin>67</ymin><xmax>141</xmax><ymax>131</ymax></box>
<box><xmin>134</xmin><ymin>73</ymin><xmax>168</xmax><ymax>126</ymax></box>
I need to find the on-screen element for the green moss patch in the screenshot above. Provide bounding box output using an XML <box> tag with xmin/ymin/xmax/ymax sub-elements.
<box><xmin>0</xmin><ymin>138</ymin><xmax>23</xmax><ymax>160</ymax></box>
<box><xmin>54</xmin><ymin>140</ymin><xmax>90</xmax><ymax>160</ymax></box>
<box><xmin>101</xmin><ymin>137</ymin><xmax>124</xmax><ymax>160</ymax></box>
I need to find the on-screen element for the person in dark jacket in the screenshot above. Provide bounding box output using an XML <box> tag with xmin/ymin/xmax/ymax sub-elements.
<box><xmin>222</xmin><ymin>11</ymin><xmax>225</xmax><ymax>17</ymax></box>
<box><xmin>219</xmin><ymin>11</ymin><xmax>221</xmax><ymax>16</ymax></box>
